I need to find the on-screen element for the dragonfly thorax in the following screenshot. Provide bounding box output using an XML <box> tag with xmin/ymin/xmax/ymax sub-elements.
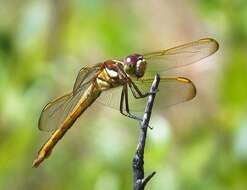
<box><xmin>123</xmin><ymin>54</ymin><xmax>147</xmax><ymax>78</ymax></box>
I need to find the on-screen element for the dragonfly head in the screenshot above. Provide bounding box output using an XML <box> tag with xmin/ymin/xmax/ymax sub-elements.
<box><xmin>123</xmin><ymin>54</ymin><xmax>147</xmax><ymax>78</ymax></box>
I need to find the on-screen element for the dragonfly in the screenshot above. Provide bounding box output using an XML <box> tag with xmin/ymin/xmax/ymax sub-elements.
<box><xmin>33</xmin><ymin>38</ymin><xmax>219</xmax><ymax>167</ymax></box>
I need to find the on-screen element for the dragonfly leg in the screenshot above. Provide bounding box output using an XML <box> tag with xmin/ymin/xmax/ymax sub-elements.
<box><xmin>129</xmin><ymin>80</ymin><xmax>157</xmax><ymax>99</ymax></box>
<box><xmin>119</xmin><ymin>85</ymin><xmax>143</xmax><ymax>122</ymax></box>
<box><xmin>120</xmin><ymin>85</ymin><xmax>154</xmax><ymax>129</ymax></box>
<box><xmin>118</xmin><ymin>66</ymin><xmax>158</xmax><ymax>98</ymax></box>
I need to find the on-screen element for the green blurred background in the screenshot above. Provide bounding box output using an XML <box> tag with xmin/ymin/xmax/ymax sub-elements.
<box><xmin>0</xmin><ymin>0</ymin><xmax>247</xmax><ymax>190</ymax></box>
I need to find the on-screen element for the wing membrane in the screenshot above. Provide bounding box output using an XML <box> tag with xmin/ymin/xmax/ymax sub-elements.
<box><xmin>143</xmin><ymin>38</ymin><xmax>219</xmax><ymax>75</ymax></box>
<box><xmin>39</xmin><ymin>66</ymin><xmax>99</xmax><ymax>132</ymax></box>
<box><xmin>73</xmin><ymin>65</ymin><xmax>100</xmax><ymax>94</ymax></box>
<box><xmin>38</xmin><ymin>83</ymin><xmax>92</xmax><ymax>132</ymax></box>
<box><xmin>96</xmin><ymin>86</ymin><xmax>123</xmax><ymax>110</ymax></box>
<box><xmin>97</xmin><ymin>77</ymin><xmax>196</xmax><ymax>112</ymax></box>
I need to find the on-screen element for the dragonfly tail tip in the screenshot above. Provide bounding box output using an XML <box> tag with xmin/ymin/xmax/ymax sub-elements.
<box><xmin>32</xmin><ymin>157</ymin><xmax>43</xmax><ymax>168</ymax></box>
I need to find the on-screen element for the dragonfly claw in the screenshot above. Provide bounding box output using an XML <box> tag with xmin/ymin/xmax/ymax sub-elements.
<box><xmin>138</xmin><ymin>119</ymin><xmax>153</xmax><ymax>129</ymax></box>
<box><xmin>149</xmin><ymin>89</ymin><xmax>159</xmax><ymax>95</ymax></box>
<box><xmin>143</xmin><ymin>89</ymin><xmax>159</xmax><ymax>97</ymax></box>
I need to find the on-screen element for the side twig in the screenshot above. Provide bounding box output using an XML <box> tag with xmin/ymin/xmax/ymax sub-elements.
<box><xmin>132</xmin><ymin>74</ymin><xmax>160</xmax><ymax>190</ymax></box>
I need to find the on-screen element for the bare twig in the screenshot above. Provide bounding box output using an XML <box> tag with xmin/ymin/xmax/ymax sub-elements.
<box><xmin>132</xmin><ymin>74</ymin><xmax>160</xmax><ymax>190</ymax></box>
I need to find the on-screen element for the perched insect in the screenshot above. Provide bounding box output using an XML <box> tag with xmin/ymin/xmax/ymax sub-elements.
<box><xmin>33</xmin><ymin>38</ymin><xmax>219</xmax><ymax>167</ymax></box>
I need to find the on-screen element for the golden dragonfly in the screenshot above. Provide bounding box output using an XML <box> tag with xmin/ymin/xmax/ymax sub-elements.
<box><xmin>33</xmin><ymin>38</ymin><xmax>219</xmax><ymax>167</ymax></box>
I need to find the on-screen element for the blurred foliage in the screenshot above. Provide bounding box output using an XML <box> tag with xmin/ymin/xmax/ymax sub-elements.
<box><xmin>0</xmin><ymin>0</ymin><xmax>247</xmax><ymax>190</ymax></box>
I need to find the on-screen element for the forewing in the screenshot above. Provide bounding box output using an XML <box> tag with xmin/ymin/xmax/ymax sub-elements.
<box><xmin>96</xmin><ymin>77</ymin><xmax>196</xmax><ymax>112</ymax></box>
<box><xmin>143</xmin><ymin>38</ymin><xmax>219</xmax><ymax>75</ymax></box>
<box><xmin>73</xmin><ymin>65</ymin><xmax>101</xmax><ymax>94</ymax></box>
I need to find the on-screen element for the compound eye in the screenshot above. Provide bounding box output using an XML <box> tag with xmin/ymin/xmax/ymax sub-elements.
<box><xmin>136</xmin><ymin>59</ymin><xmax>146</xmax><ymax>78</ymax></box>
<box><xmin>125</xmin><ymin>55</ymin><xmax>137</xmax><ymax>64</ymax></box>
<box><xmin>125</xmin><ymin>54</ymin><xmax>143</xmax><ymax>64</ymax></box>
<box><xmin>124</xmin><ymin>54</ymin><xmax>144</xmax><ymax>76</ymax></box>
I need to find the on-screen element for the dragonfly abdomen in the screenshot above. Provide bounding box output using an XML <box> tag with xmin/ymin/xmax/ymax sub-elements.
<box><xmin>33</xmin><ymin>84</ymin><xmax>101</xmax><ymax>167</ymax></box>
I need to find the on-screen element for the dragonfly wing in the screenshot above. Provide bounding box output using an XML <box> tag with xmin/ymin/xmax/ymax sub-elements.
<box><xmin>96</xmin><ymin>77</ymin><xmax>196</xmax><ymax>113</ymax></box>
<box><xmin>133</xmin><ymin>77</ymin><xmax>196</xmax><ymax>111</ymax></box>
<box><xmin>38</xmin><ymin>93</ymin><xmax>72</xmax><ymax>131</ymax></box>
<box><xmin>38</xmin><ymin>83</ymin><xmax>92</xmax><ymax>132</ymax></box>
<box><xmin>143</xmin><ymin>38</ymin><xmax>219</xmax><ymax>75</ymax></box>
<box><xmin>96</xmin><ymin>86</ymin><xmax>123</xmax><ymax>111</ymax></box>
<box><xmin>73</xmin><ymin>64</ymin><xmax>101</xmax><ymax>94</ymax></box>
<box><xmin>39</xmin><ymin>65</ymin><xmax>100</xmax><ymax>132</ymax></box>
